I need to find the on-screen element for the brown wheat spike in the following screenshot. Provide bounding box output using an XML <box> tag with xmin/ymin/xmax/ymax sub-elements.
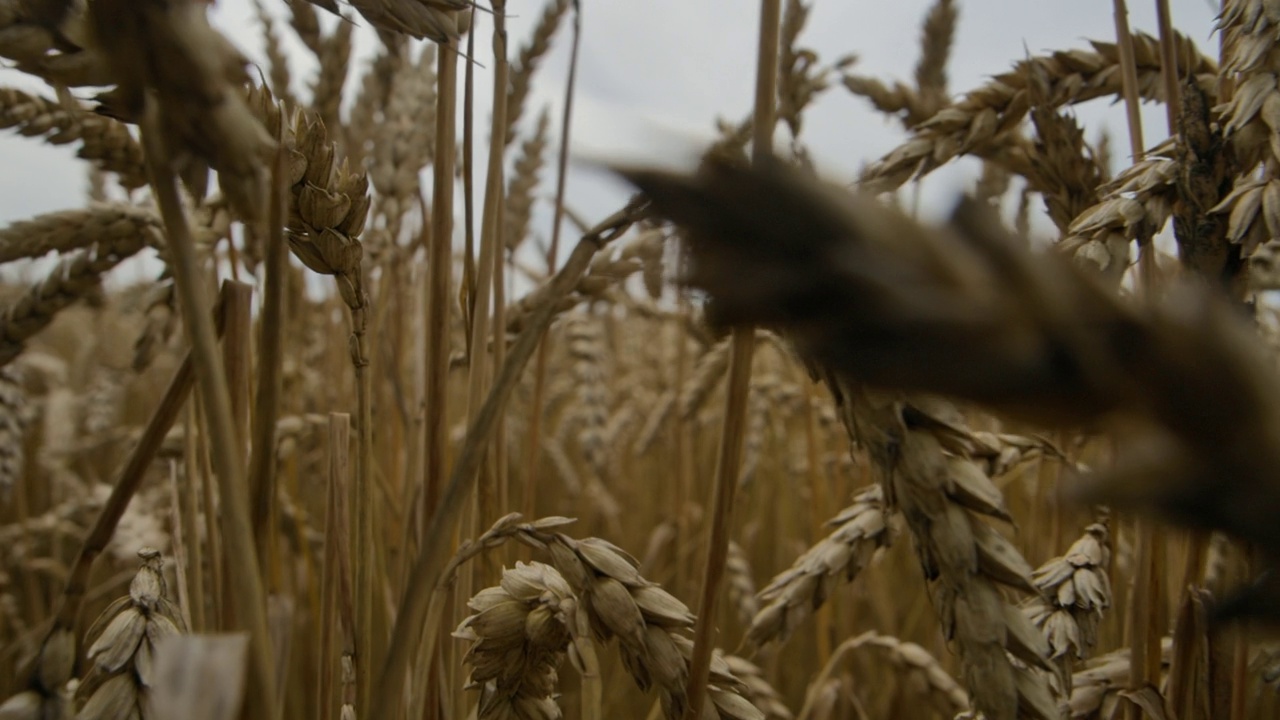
<box><xmin>679</xmin><ymin>337</ymin><xmax>732</xmax><ymax>420</ymax></box>
<box><xmin>564</xmin><ymin>312</ymin><xmax>609</xmax><ymax>479</ymax></box>
<box><xmin>633</xmin><ymin>389</ymin><xmax>675</xmax><ymax>456</ymax></box>
<box><xmin>842</xmin><ymin>390</ymin><xmax>1058</xmax><ymax>720</ymax></box>
<box><xmin>746</xmin><ymin>484</ymin><xmax>889</xmax><ymax>650</ymax></box>
<box><xmin>722</xmin><ymin>656</ymin><xmax>792</xmax><ymax>720</ymax></box>
<box><xmin>776</xmin><ymin>0</ymin><xmax>846</xmax><ymax>139</ymax></box>
<box><xmin>1025</xmin><ymin>90</ymin><xmax>1106</xmax><ymax>235</ymax></box>
<box><xmin>1067</xmin><ymin>640</ymin><xmax>1171</xmax><ymax>720</ymax></box>
<box><xmin>914</xmin><ymin>0</ymin><xmax>957</xmax><ymax>118</ymax></box>
<box><xmin>77</xmin><ymin>547</ymin><xmax>186</xmax><ymax>720</ymax></box>
<box><xmin>253</xmin><ymin>0</ymin><xmax>298</xmax><ymax>109</ymax></box>
<box><xmin>0</xmin><ymin>229</ymin><xmax>154</xmax><ymax>367</ymax></box>
<box><xmin>504</xmin><ymin>243</ymin><xmax>637</xmax><ymax>335</ymax></box>
<box><xmin>0</xmin><ymin>364</ymin><xmax>24</xmax><ymax>500</ymax></box>
<box><xmin>440</xmin><ymin>514</ymin><xmax>765</xmax><ymax>720</ymax></box>
<box><xmin>505</xmin><ymin>0</ymin><xmax>571</xmax><ymax>146</ymax></box>
<box><xmin>343</xmin><ymin>35</ymin><xmax>405</xmax><ymax>165</ymax></box>
<box><xmin>369</xmin><ymin>45</ymin><xmax>437</xmax><ymax>252</ymax></box>
<box><xmin>289</xmin><ymin>0</ymin><xmax>358</xmax><ymax>134</ymax></box>
<box><xmin>1061</xmin><ymin>137</ymin><xmax>1178</xmax><ymax>282</ymax></box>
<box><xmin>506</xmin><ymin>107</ymin><xmax>551</xmax><ymax>253</ymax></box>
<box><xmin>1023</xmin><ymin>522</ymin><xmax>1112</xmax><ymax>666</ymax></box>
<box><xmin>0</xmin><ymin>88</ymin><xmax>147</xmax><ymax>189</ymax></box>
<box><xmin>855</xmin><ymin>31</ymin><xmax>1215</xmax><ymax>194</ymax></box>
<box><xmin>454</xmin><ymin>561</ymin><xmax>586</xmax><ymax>720</ymax></box>
<box><xmin>0</xmin><ymin>205</ymin><xmax>163</xmax><ymax>265</ymax></box>
<box><xmin>536</xmin><ymin>533</ymin><xmax>763</xmax><ymax>720</ymax></box>
<box><xmin>246</xmin><ymin>87</ymin><xmax>371</xmax><ymax>308</ymax></box>
<box><xmin>133</xmin><ymin>279</ymin><xmax>178</xmax><ymax>373</ymax></box>
<box><xmin>725</xmin><ymin>541</ymin><xmax>759</xmax><ymax>628</ymax></box>
<box><xmin>0</xmin><ymin>1</ymin><xmax>112</xmax><ymax>88</ymax></box>
<box><xmin>855</xmin><ymin>632</ymin><xmax>970</xmax><ymax>718</ymax></box>
<box><xmin>313</xmin><ymin>13</ymin><xmax>354</xmax><ymax>136</ymax></box>
<box><xmin>738</xmin><ymin>372</ymin><xmax>775</xmax><ymax>489</ymax></box>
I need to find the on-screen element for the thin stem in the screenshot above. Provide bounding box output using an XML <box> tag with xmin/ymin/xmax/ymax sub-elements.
<box><xmin>142</xmin><ymin>102</ymin><xmax>277</xmax><ymax>720</ymax></box>
<box><xmin>463</xmin><ymin>27</ymin><xmax>478</xmax><ymax>340</ymax></box>
<box><xmin>351</xmin><ymin>300</ymin><xmax>375</xmax><ymax>720</ymax></box>
<box><xmin>249</xmin><ymin>125</ymin><xmax>290</xmax><ymax>580</ymax></box>
<box><xmin>1154</xmin><ymin>0</ymin><xmax>1181</xmax><ymax>132</ymax></box>
<box><xmin>683</xmin><ymin>1</ymin><xmax>778</xmax><ymax>717</ymax></box>
<box><xmin>424</xmin><ymin>39</ymin><xmax>459</xmax><ymax>534</ymax></box>
<box><xmin>522</xmin><ymin>0</ymin><xmax>582</xmax><ymax>519</ymax></box>
<box><xmin>467</xmin><ymin>0</ymin><xmax>511</xmax><ymax>534</ymax></box>
<box><xmin>1112</xmin><ymin>0</ymin><xmax>1155</xmax><ymax>293</ymax></box>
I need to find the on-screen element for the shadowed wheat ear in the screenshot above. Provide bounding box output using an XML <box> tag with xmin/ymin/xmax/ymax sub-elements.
<box><xmin>1023</xmin><ymin>521</ymin><xmax>1112</xmax><ymax>682</ymax></box>
<box><xmin>836</xmin><ymin>387</ymin><xmax>1059</xmax><ymax>720</ymax></box>
<box><xmin>78</xmin><ymin>548</ymin><xmax>186</xmax><ymax>720</ymax></box>
<box><xmin>620</xmin><ymin>158</ymin><xmax>1280</xmax><ymax>567</ymax></box>
<box><xmin>745</xmin><ymin>484</ymin><xmax>889</xmax><ymax>650</ymax></box>
<box><xmin>413</xmin><ymin>513</ymin><xmax>764</xmax><ymax>720</ymax></box>
<box><xmin>455</xmin><ymin>561</ymin><xmax>591</xmax><ymax>720</ymax></box>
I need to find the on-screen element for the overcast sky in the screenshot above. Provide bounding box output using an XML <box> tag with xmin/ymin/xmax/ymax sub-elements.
<box><xmin>0</xmin><ymin>0</ymin><xmax>1222</xmax><ymax>241</ymax></box>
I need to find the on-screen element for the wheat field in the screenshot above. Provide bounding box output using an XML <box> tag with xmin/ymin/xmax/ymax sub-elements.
<box><xmin>0</xmin><ymin>1</ymin><xmax>1277</xmax><ymax>719</ymax></box>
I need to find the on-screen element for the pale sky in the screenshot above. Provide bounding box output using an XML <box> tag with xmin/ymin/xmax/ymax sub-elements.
<box><xmin>0</xmin><ymin>0</ymin><xmax>1222</xmax><ymax>243</ymax></box>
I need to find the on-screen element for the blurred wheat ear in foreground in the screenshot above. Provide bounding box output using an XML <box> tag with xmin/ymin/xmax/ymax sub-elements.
<box><xmin>0</xmin><ymin>0</ymin><xmax>1278</xmax><ymax>719</ymax></box>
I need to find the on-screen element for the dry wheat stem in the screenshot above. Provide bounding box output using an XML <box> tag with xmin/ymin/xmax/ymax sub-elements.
<box><xmin>142</xmin><ymin>98</ymin><xmax>277</xmax><ymax>720</ymax></box>
<box><xmin>522</xmin><ymin>0</ymin><xmax>582</xmax><ymax>522</ymax></box>
<box><xmin>684</xmin><ymin>0</ymin><xmax>779</xmax><ymax>714</ymax></box>
<box><xmin>423</xmin><ymin>37</ymin><xmax>459</xmax><ymax>541</ymax></box>
<box><xmin>247</xmin><ymin>113</ymin><xmax>290</xmax><ymax>579</ymax></box>
<box><xmin>467</xmin><ymin>0</ymin><xmax>512</xmax><ymax>538</ymax></box>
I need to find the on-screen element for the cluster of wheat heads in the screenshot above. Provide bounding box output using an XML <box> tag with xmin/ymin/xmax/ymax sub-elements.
<box><xmin>0</xmin><ymin>0</ymin><xmax>1278</xmax><ymax>719</ymax></box>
